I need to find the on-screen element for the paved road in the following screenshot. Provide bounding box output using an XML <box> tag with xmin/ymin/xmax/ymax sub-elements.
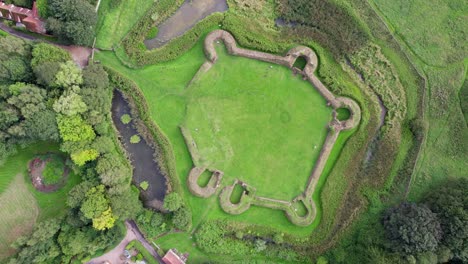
<box><xmin>87</xmin><ymin>220</ymin><xmax>163</xmax><ymax>264</ymax></box>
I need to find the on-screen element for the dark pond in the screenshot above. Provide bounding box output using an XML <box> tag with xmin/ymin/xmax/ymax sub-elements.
<box><xmin>144</xmin><ymin>0</ymin><xmax>228</xmax><ymax>49</ymax></box>
<box><xmin>111</xmin><ymin>90</ymin><xmax>167</xmax><ymax>207</ymax></box>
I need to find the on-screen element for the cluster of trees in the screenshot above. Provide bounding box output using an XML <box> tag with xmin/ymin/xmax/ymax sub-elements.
<box><xmin>8</xmin><ymin>215</ymin><xmax>123</xmax><ymax>263</ymax></box>
<box><xmin>0</xmin><ymin>34</ymin><xmax>144</xmax><ymax>262</ymax></box>
<box><xmin>38</xmin><ymin>0</ymin><xmax>98</xmax><ymax>46</ymax></box>
<box><xmin>382</xmin><ymin>179</ymin><xmax>467</xmax><ymax>263</ymax></box>
<box><xmin>326</xmin><ymin>178</ymin><xmax>467</xmax><ymax>264</ymax></box>
<box><xmin>276</xmin><ymin>0</ymin><xmax>369</xmax><ymax>57</ymax></box>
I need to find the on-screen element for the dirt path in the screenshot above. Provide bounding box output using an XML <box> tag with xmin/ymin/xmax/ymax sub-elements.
<box><xmin>87</xmin><ymin>220</ymin><xmax>163</xmax><ymax>264</ymax></box>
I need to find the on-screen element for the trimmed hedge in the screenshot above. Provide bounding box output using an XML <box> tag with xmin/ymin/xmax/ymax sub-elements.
<box><xmin>126</xmin><ymin>240</ymin><xmax>159</xmax><ymax>264</ymax></box>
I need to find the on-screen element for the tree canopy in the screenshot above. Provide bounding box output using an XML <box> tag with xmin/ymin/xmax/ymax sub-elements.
<box><xmin>382</xmin><ymin>202</ymin><xmax>442</xmax><ymax>254</ymax></box>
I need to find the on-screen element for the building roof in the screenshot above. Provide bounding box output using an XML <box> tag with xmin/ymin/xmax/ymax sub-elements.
<box><xmin>0</xmin><ymin>1</ymin><xmax>45</xmax><ymax>33</ymax></box>
<box><xmin>162</xmin><ymin>249</ymin><xmax>186</xmax><ymax>264</ymax></box>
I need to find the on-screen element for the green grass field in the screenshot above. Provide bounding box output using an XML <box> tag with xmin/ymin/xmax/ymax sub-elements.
<box><xmin>96</xmin><ymin>37</ymin><xmax>353</xmax><ymax>236</ymax></box>
<box><xmin>0</xmin><ymin>143</ymin><xmax>81</xmax><ymax>261</ymax></box>
<box><xmin>371</xmin><ymin>0</ymin><xmax>467</xmax><ymax>66</ymax></box>
<box><xmin>95</xmin><ymin>0</ymin><xmax>154</xmax><ymax>49</ymax></box>
<box><xmin>184</xmin><ymin>44</ymin><xmax>332</xmax><ymax>200</ymax></box>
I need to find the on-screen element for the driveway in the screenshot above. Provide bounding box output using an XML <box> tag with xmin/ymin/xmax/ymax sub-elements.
<box><xmin>87</xmin><ymin>220</ymin><xmax>163</xmax><ymax>264</ymax></box>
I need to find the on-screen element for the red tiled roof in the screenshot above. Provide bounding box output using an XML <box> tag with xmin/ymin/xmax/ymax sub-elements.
<box><xmin>0</xmin><ymin>1</ymin><xmax>45</xmax><ymax>33</ymax></box>
<box><xmin>162</xmin><ymin>249</ymin><xmax>185</xmax><ymax>264</ymax></box>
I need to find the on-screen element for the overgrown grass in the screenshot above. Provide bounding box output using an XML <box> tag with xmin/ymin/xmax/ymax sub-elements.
<box><xmin>370</xmin><ymin>0</ymin><xmax>467</xmax><ymax>66</ymax></box>
<box><xmin>95</xmin><ymin>0</ymin><xmax>154</xmax><ymax>49</ymax></box>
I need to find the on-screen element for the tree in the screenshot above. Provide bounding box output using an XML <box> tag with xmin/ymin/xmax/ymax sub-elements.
<box><xmin>92</xmin><ymin>207</ymin><xmax>116</xmax><ymax>230</ymax></box>
<box><xmin>7</xmin><ymin>83</ymin><xmax>47</xmax><ymax>119</ymax></box>
<box><xmin>82</xmin><ymin>64</ymin><xmax>109</xmax><ymax>89</ymax></box>
<box><xmin>23</xmin><ymin>109</ymin><xmax>59</xmax><ymax>141</ymax></box>
<box><xmin>172</xmin><ymin>207</ymin><xmax>192</xmax><ymax>231</ymax></box>
<box><xmin>70</xmin><ymin>148</ymin><xmax>99</xmax><ymax>166</ymax></box>
<box><xmin>47</xmin><ymin>0</ymin><xmax>97</xmax><ymax>46</ymax></box>
<box><xmin>33</xmin><ymin>62</ymin><xmax>62</xmax><ymax>88</ymax></box>
<box><xmin>67</xmin><ymin>181</ymin><xmax>94</xmax><ymax>208</ymax></box>
<box><xmin>80</xmin><ymin>86</ymin><xmax>111</xmax><ymax>125</ymax></box>
<box><xmin>57</xmin><ymin>114</ymin><xmax>95</xmax><ymax>142</ymax></box>
<box><xmin>163</xmin><ymin>192</ymin><xmax>183</xmax><ymax>212</ymax></box>
<box><xmin>382</xmin><ymin>202</ymin><xmax>442</xmax><ymax>254</ymax></box>
<box><xmin>425</xmin><ymin>178</ymin><xmax>468</xmax><ymax>262</ymax></box>
<box><xmin>54</xmin><ymin>61</ymin><xmax>83</xmax><ymax>88</ymax></box>
<box><xmin>31</xmin><ymin>43</ymin><xmax>71</xmax><ymax>68</ymax></box>
<box><xmin>53</xmin><ymin>89</ymin><xmax>88</xmax><ymax>116</ymax></box>
<box><xmin>80</xmin><ymin>185</ymin><xmax>117</xmax><ymax>230</ymax></box>
<box><xmin>80</xmin><ymin>185</ymin><xmax>109</xmax><ymax>219</ymax></box>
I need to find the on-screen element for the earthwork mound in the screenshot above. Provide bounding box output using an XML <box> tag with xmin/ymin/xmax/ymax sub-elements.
<box><xmin>28</xmin><ymin>154</ymin><xmax>69</xmax><ymax>193</ymax></box>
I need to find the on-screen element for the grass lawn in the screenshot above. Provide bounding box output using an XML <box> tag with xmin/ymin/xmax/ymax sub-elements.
<box><xmin>0</xmin><ymin>143</ymin><xmax>81</xmax><ymax>261</ymax></box>
<box><xmin>183</xmin><ymin>44</ymin><xmax>332</xmax><ymax>200</ymax></box>
<box><xmin>96</xmin><ymin>37</ymin><xmax>353</xmax><ymax>236</ymax></box>
<box><xmin>95</xmin><ymin>0</ymin><xmax>154</xmax><ymax>49</ymax></box>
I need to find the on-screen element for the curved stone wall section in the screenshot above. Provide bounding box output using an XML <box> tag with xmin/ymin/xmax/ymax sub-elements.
<box><xmin>187</xmin><ymin>167</ymin><xmax>224</xmax><ymax>198</ymax></box>
<box><xmin>184</xmin><ymin>30</ymin><xmax>361</xmax><ymax>226</ymax></box>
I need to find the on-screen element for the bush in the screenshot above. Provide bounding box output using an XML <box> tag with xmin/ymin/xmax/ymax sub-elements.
<box><xmin>172</xmin><ymin>206</ymin><xmax>192</xmax><ymax>231</ymax></box>
<box><xmin>146</xmin><ymin>27</ymin><xmax>159</xmax><ymax>40</ymax></box>
<box><xmin>130</xmin><ymin>135</ymin><xmax>141</xmax><ymax>144</ymax></box>
<box><xmin>139</xmin><ymin>181</ymin><xmax>149</xmax><ymax>191</ymax></box>
<box><xmin>41</xmin><ymin>155</ymin><xmax>65</xmax><ymax>185</ymax></box>
<box><xmin>163</xmin><ymin>192</ymin><xmax>182</xmax><ymax>212</ymax></box>
<box><xmin>120</xmin><ymin>114</ymin><xmax>131</xmax><ymax>124</ymax></box>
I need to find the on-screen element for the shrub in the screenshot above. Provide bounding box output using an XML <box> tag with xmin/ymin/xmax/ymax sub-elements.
<box><xmin>139</xmin><ymin>181</ymin><xmax>149</xmax><ymax>191</ymax></box>
<box><xmin>41</xmin><ymin>155</ymin><xmax>65</xmax><ymax>185</ymax></box>
<box><xmin>146</xmin><ymin>27</ymin><xmax>159</xmax><ymax>39</ymax></box>
<box><xmin>120</xmin><ymin>114</ymin><xmax>131</xmax><ymax>124</ymax></box>
<box><xmin>163</xmin><ymin>192</ymin><xmax>182</xmax><ymax>212</ymax></box>
<box><xmin>172</xmin><ymin>207</ymin><xmax>192</xmax><ymax>231</ymax></box>
<box><xmin>130</xmin><ymin>135</ymin><xmax>141</xmax><ymax>144</ymax></box>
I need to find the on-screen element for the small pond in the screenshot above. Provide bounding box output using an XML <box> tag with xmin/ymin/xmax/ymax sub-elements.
<box><xmin>145</xmin><ymin>0</ymin><xmax>228</xmax><ymax>49</ymax></box>
<box><xmin>111</xmin><ymin>90</ymin><xmax>167</xmax><ymax>207</ymax></box>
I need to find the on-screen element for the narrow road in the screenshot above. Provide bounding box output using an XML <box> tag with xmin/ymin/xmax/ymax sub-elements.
<box><xmin>87</xmin><ymin>220</ymin><xmax>164</xmax><ymax>264</ymax></box>
<box><xmin>0</xmin><ymin>22</ymin><xmax>36</xmax><ymax>40</ymax></box>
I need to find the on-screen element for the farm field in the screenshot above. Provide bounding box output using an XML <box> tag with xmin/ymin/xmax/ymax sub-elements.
<box><xmin>96</xmin><ymin>38</ymin><xmax>354</xmax><ymax>235</ymax></box>
<box><xmin>0</xmin><ymin>143</ymin><xmax>80</xmax><ymax>260</ymax></box>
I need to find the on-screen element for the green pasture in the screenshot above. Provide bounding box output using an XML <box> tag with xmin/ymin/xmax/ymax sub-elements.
<box><xmin>0</xmin><ymin>143</ymin><xmax>81</xmax><ymax>260</ymax></box>
<box><xmin>95</xmin><ymin>0</ymin><xmax>154</xmax><ymax>49</ymax></box>
<box><xmin>184</xmin><ymin>44</ymin><xmax>332</xmax><ymax>200</ymax></box>
<box><xmin>370</xmin><ymin>0</ymin><xmax>467</xmax><ymax>66</ymax></box>
<box><xmin>96</xmin><ymin>38</ymin><xmax>354</xmax><ymax>236</ymax></box>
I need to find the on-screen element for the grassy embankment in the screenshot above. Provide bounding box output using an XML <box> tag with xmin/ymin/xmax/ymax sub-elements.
<box><xmin>0</xmin><ymin>143</ymin><xmax>81</xmax><ymax>261</ymax></box>
<box><xmin>95</xmin><ymin>0</ymin><xmax>154</xmax><ymax>49</ymax></box>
